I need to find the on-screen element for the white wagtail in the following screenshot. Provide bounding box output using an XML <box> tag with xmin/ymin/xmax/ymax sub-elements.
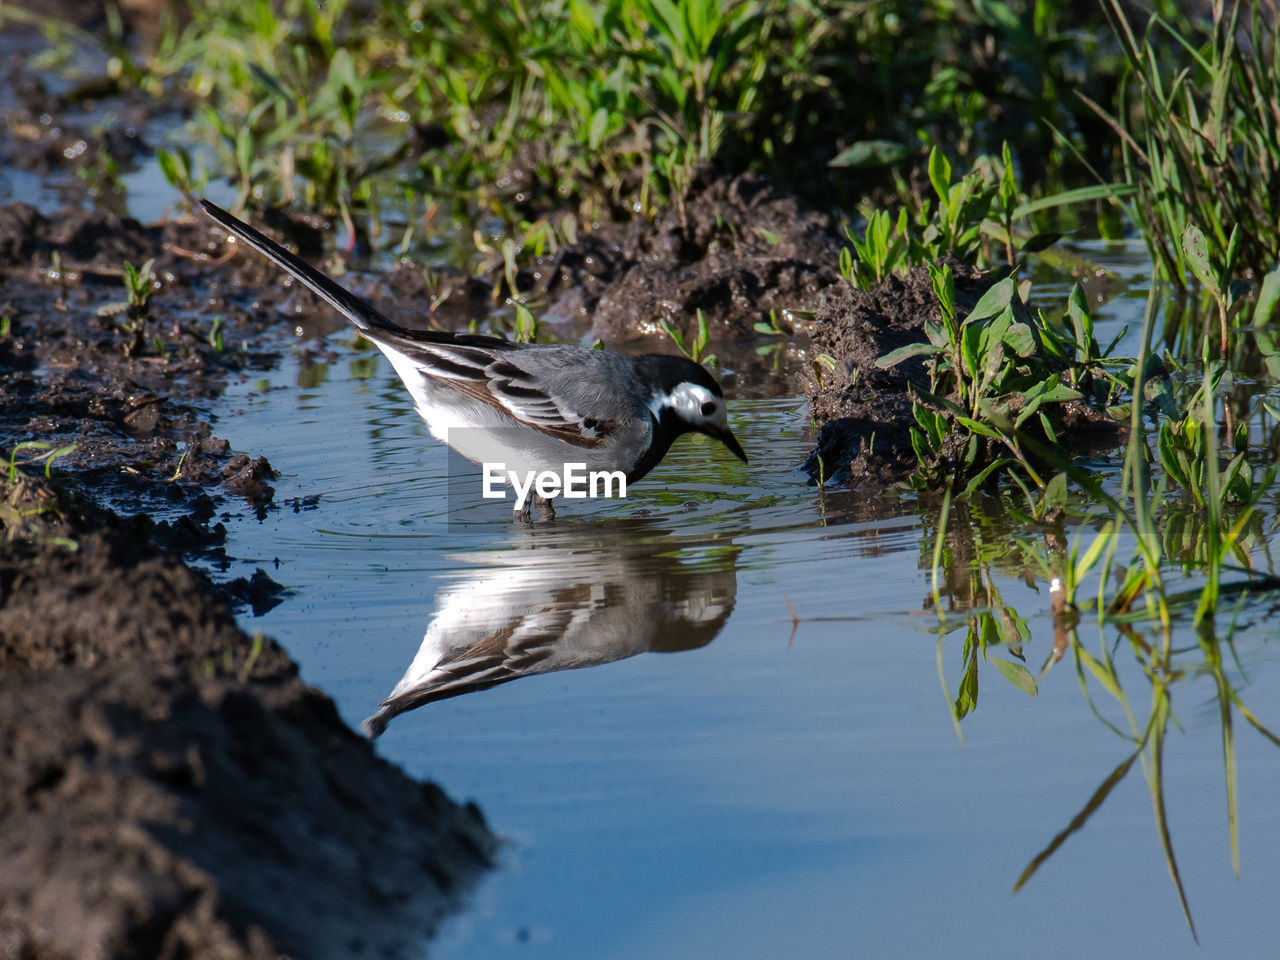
<box><xmin>363</xmin><ymin>530</ymin><xmax>736</xmax><ymax>735</ymax></box>
<box><xmin>200</xmin><ymin>200</ymin><xmax>746</xmax><ymax>518</ymax></box>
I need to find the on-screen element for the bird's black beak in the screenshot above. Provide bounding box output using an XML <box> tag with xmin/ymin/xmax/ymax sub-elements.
<box><xmin>717</xmin><ymin>428</ymin><xmax>748</xmax><ymax>463</ymax></box>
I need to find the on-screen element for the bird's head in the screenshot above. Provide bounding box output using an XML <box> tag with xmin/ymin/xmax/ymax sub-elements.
<box><xmin>639</xmin><ymin>355</ymin><xmax>748</xmax><ymax>463</ymax></box>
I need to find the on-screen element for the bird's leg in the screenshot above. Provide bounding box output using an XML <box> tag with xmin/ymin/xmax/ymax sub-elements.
<box><xmin>536</xmin><ymin>495</ymin><xmax>556</xmax><ymax>522</ymax></box>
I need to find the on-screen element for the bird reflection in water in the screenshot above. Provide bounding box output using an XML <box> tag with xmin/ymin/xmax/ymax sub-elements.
<box><xmin>364</xmin><ymin>522</ymin><xmax>738</xmax><ymax>736</ymax></box>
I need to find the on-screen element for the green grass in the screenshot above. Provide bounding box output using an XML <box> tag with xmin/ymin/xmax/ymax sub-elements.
<box><xmin>1084</xmin><ymin>0</ymin><xmax>1280</xmax><ymax>295</ymax></box>
<box><xmin>7</xmin><ymin>442</ymin><xmax>77</xmax><ymax>483</ymax></box>
<box><xmin>4</xmin><ymin>0</ymin><xmax>1199</xmax><ymax>246</ymax></box>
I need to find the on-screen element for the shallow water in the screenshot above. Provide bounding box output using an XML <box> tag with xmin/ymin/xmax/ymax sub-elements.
<box><xmin>208</xmin><ymin>270</ymin><xmax>1280</xmax><ymax>959</ymax></box>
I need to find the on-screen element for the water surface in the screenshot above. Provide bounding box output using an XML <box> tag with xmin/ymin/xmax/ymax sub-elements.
<box><xmin>211</xmin><ymin>286</ymin><xmax>1280</xmax><ymax>959</ymax></box>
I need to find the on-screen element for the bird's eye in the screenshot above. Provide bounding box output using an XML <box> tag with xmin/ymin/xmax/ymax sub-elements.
<box><xmin>700</xmin><ymin>401</ymin><xmax>716</xmax><ymax>416</ymax></box>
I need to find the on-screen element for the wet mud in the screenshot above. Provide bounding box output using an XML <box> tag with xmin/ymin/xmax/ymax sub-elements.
<box><xmin>0</xmin><ymin>484</ymin><xmax>495</xmax><ymax>959</ymax></box>
<box><xmin>0</xmin><ymin>196</ymin><xmax>497</xmax><ymax>955</ymax></box>
<box><xmin>801</xmin><ymin>265</ymin><xmax>995</xmax><ymax>487</ymax></box>
<box><xmin>535</xmin><ymin>168</ymin><xmax>842</xmax><ymax>341</ymax></box>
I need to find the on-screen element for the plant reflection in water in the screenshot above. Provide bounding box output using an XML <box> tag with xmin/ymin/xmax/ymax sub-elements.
<box><xmin>925</xmin><ymin>492</ymin><xmax>1280</xmax><ymax>943</ymax></box>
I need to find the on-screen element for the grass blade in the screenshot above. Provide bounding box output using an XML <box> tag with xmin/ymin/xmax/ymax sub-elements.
<box><xmin>1013</xmin><ymin>747</ymin><xmax>1140</xmax><ymax>893</ymax></box>
<box><xmin>1149</xmin><ymin>697</ymin><xmax>1199</xmax><ymax>943</ymax></box>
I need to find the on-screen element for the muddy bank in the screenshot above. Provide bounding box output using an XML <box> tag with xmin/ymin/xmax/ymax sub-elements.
<box><xmin>535</xmin><ymin>169</ymin><xmax>841</xmax><ymax>343</ymax></box>
<box><xmin>0</xmin><ymin>200</ymin><xmax>497</xmax><ymax>957</ymax></box>
<box><xmin>0</xmin><ymin>497</ymin><xmax>495</xmax><ymax>959</ymax></box>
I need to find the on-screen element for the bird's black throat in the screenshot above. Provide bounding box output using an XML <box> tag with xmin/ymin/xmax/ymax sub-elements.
<box><xmin>627</xmin><ymin>406</ymin><xmax>690</xmax><ymax>483</ymax></box>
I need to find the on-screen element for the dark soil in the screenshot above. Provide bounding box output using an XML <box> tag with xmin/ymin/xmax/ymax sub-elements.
<box><xmin>524</xmin><ymin>167</ymin><xmax>846</xmax><ymax>398</ymax></box>
<box><xmin>0</xmin><ymin>478</ymin><xmax>494</xmax><ymax>960</ymax></box>
<box><xmin>542</xmin><ymin>169</ymin><xmax>840</xmax><ymax>339</ymax></box>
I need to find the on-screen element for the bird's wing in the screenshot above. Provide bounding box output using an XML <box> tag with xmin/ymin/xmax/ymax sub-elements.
<box><xmin>362</xmin><ymin>604</ymin><xmax>577</xmax><ymax>735</ymax></box>
<box><xmin>364</xmin><ymin>329</ymin><xmax>618</xmax><ymax>447</ymax></box>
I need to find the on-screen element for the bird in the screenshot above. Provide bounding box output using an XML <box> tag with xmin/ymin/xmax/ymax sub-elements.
<box><xmin>363</xmin><ymin>523</ymin><xmax>738</xmax><ymax>736</ymax></box>
<box><xmin>199</xmin><ymin>200</ymin><xmax>746</xmax><ymax>519</ymax></box>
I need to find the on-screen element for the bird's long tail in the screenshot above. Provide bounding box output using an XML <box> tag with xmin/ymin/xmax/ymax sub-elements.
<box><xmin>199</xmin><ymin>199</ymin><xmax>399</xmax><ymax>333</ymax></box>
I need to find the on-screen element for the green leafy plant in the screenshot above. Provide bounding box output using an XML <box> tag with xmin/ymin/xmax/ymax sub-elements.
<box><xmin>120</xmin><ymin>258</ymin><xmax>157</xmax><ymax>357</ymax></box>
<box><xmin>7</xmin><ymin>442</ymin><xmax>77</xmax><ymax>483</ymax></box>
<box><xmin>97</xmin><ymin>259</ymin><xmax>158</xmax><ymax>357</ymax></box>
<box><xmin>512</xmin><ymin>302</ymin><xmax>539</xmax><ymax>343</ymax></box>
<box><xmin>208</xmin><ymin>315</ymin><xmax>225</xmax><ymax>353</ymax></box>
<box><xmin>752</xmin><ymin>308</ymin><xmax>791</xmax><ymax>337</ymax></box>
<box><xmin>156</xmin><ymin>145</ymin><xmax>208</xmax><ymax>199</ymax></box>
<box><xmin>810</xmin><ymin>352</ymin><xmax>837</xmax><ymax>390</ymax></box>
<box><xmin>661</xmin><ymin>308</ymin><xmax>716</xmax><ymax>367</ymax></box>
<box><xmin>839</xmin><ymin>143</ymin><xmax>1116</xmax><ymax>292</ymax></box>
<box><xmin>879</xmin><ymin>269</ymin><xmax>1090</xmax><ymax>491</ymax></box>
<box><xmin>841</xmin><ymin>208</ymin><xmax>909</xmax><ymax>289</ymax></box>
<box><xmin>1182</xmin><ymin>223</ymin><xmax>1250</xmax><ymax>354</ymax></box>
<box><xmin>928</xmin><ymin>470</ymin><xmax>1280</xmax><ymax>942</ymax></box>
<box><xmin>920</xmin><ymin>146</ymin><xmax>997</xmax><ymax>262</ymax></box>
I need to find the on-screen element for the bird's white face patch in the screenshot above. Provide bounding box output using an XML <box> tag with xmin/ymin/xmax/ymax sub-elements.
<box><xmin>650</xmin><ymin>381</ymin><xmax>729</xmax><ymax>431</ymax></box>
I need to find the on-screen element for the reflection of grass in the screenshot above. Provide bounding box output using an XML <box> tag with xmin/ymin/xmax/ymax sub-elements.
<box><xmin>929</xmin><ymin>503</ymin><xmax>1280</xmax><ymax>939</ymax></box>
<box><xmin>1012</xmin><ymin>598</ymin><xmax>1280</xmax><ymax>945</ymax></box>
<box><xmin>926</xmin><ymin>454</ymin><xmax>1280</xmax><ymax>940</ymax></box>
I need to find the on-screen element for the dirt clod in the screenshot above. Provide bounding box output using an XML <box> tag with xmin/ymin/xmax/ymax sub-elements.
<box><xmin>0</xmin><ymin>655</ymin><xmax>494</xmax><ymax>960</ymax></box>
<box><xmin>0</xmin><ymin>476</ymin><xmax>495</xmax><ymax>959</ymax></box>
<box><xmin>221</xmin><ymin>454</ymin><xmax>276</xmax><ymax>509</ymax></box>
<box><xmin>538</xmin><ymin>169</ymin><xmax>844</xmax><ymax>351</ymax></box>
<box><xmin>801</xmin><ymin>265</ymin><xmax>994</xmax><ymax>485</ymax></box>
